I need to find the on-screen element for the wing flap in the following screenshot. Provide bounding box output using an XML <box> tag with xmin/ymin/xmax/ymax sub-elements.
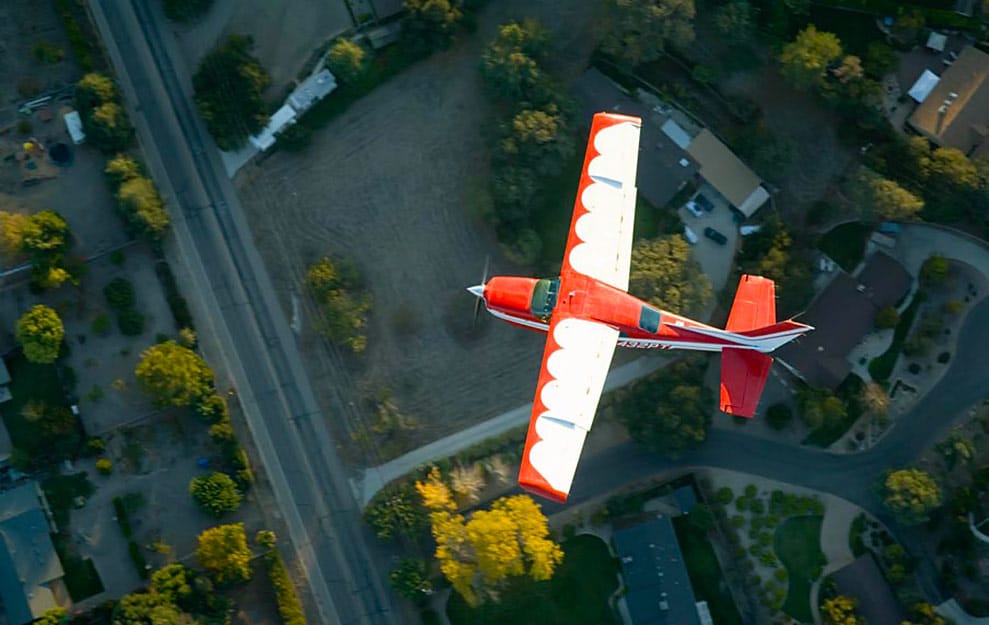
<box><xmin>561</xmin><ymin>112</ymin><xmax>641</xmax><ymax>291</ymax></box>
<box><xmin>519</xmin><ymin>315</ymin><xmax>618</xmax><ymax>502</ymax></box>
<box><xmin>719</xmin><ymin>347</ymin><xmax>773</xmax><ymax>418</ymax></box>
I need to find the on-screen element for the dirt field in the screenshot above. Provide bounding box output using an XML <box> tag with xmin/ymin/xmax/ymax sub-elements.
<box><xmin>234</xmin><ymin>1</ymin><xmax>602</xmax><ymax>463</ymax></box>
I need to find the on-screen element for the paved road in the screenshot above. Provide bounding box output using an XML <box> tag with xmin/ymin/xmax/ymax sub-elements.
<box><xmin>88</xmin><ymin>2</ymin><xmax>397</xmax><ymax>624</ymax></box>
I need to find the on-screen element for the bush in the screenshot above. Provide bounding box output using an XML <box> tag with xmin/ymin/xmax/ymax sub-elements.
<box><xmin>716</xmin><ymin>486</ymin><xmax>734</xmax><ymax>505</ymax></box>
<box><xmin>875</xmin><ymin>306</ymin><xmax>899</xmax><ymax>329</ymax></box>
<box><xmin>766</xmin><ymin>403</ymin><xmax>793</xmax><ymax>430</ymax></box>
<box><xmin>128</xmin><ymin>540</ymin><xmax>149</xmax><ymax>579</ymax></box>
<box><xmin>116</xmin><ymin>308</ymin><xmax>145</xmax><ymax>336</ymax></box>
<box><xmin>110</xmin><ymin>250</ymin><xmax>125</xmax><ymax>265</ymax></box>
<box><xmin>189</xmin><ymin>472</ymin><xmax>243</xmax><ymax>517</ymax></box>
<box><xmin>275</xmin><ymin>123</ymin><xmax>312</xmax><ymax>151</ymax></box>
<box><xmin>113</xmin><ymin>497</ymin><xmax>132</xmax><ymax>538</ymax></box>
<box><xmin>91</xmin><ymin>313</ymin><xmax>111</xmax><ymax>336</ymax></box>
<box><xmin>265</xmin><ymin>552</ymin><xmax>305</xmax><ymax>625</ymax></box>
<box><xmin>155</xmin><ymin>260</ymin><xmax>195</xmax><ymax>331</ymax></box>
<box><xmin>17</xmin><ymin>120</ymin><xmax>33</xmax><ymax>135</ymax></box>
<box><xmin>33</xmin><ymin>40</ymin><xmax>65</xmax><ymax>63</ymax></box>
<box><xmin>196</xmin><ymin>394</ymin><xmax>229</xmax><ymax>424</ymax></box>
<box><xmin>937</xmin><ymin>352</ymin><xmax>951</xmax><ymax>364</ymax></box>
<box><xmin>96</xmin><ymin>458</ymin><xmax>113</xmax><ymax>475</ymax></box>
<box><xmin>103</xmin><ymin>278</ymin><xmax>135</xmax><ymax>310</ymax></box>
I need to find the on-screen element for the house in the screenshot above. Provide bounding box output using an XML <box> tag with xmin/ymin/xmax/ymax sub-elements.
<box><xmin>613</xmin><ymin>515</ymin><xmax>705</xmax><ymax>625</ymax></box>
<box><xmin>832</xmin><ymin>554</ymin><xmax>909</xmax><ymax>625</ymax></box>
<box><xmin>249</xmin><ymin>104</ymin><xmax>298</xmax><ymax>151</ymax></box>
<box><xmin>777</xmin><ymin>251</ymin><xmax>912</xmax><ymax>389</ymax></box>
<box><xmin>287</xmin><ymin>69</ymin><xmax>337</xmax><ymax>114</ymax></box>
<box><xmin>685</xmin><ymin>129</ymin><xmax>769</xmax><ymax>218</ymax></box>
<box><xmin>908</xmin><ymin>46</ymin><xmax>989</xmax><ymax>158</ymax></box>
<box><xmin>0</xmin><ymin>482</ymin><xmax>65</xmax><ymax>625</ymax></box>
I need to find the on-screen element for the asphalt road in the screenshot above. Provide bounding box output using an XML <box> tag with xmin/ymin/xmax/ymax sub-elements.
<box><xmin>88</xmin><ymin>2</ymin><xmax>396</xmax><ymax>624</ymax></box>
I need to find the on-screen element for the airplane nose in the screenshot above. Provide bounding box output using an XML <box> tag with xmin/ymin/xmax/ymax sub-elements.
<box><xmin>467</xmin><ymin>285</ymin><xmax>485</xmax><ymax>298</ymax></box>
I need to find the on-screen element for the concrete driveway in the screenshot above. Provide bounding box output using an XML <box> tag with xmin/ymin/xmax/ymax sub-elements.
<box><xmin>678</xmin><ymin>183</ymin><xmax>738</xmax><ymax>292</ymax></box>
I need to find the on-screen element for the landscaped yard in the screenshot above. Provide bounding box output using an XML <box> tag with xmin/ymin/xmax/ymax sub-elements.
<box><xmin>672</xmin><ymin>516</ymin><xmax>743</xmax><ymax>625</ymax></box>
<box><xmin>0</xmin><ymin>355</ymin><xmax>73</xmax><ymax>462</ymax></box>
<box><xmin>446</xmin><ymin>534</ymin><xmax>620</xmax><ymax>625</ymax></box>
<box><xmin>774</xmin><ymin>515</ymin><xmax>826</xmax><ymax>623</ymax></box>
<box><xmin>868</xmin><ymin>290</ymin><xmax>926</xmax><ymax>382</ymax></box>
<box><xmin>816</xmin><ymin>221</ymin><xmax>871</xmax><ymax>272</ymax></box>
<box><xmin>53</xmin><ymin>534</ymin><xmax>104</xmax><ymax>602</ymax></box>
<box><xmin>802</xmin><ymin>373</ymin><xmax>864</xmax><ymax>447</ymax></box>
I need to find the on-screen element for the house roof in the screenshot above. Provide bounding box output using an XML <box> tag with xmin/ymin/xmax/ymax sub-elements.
<box><xmin>613</xmin><ymin>515</ymin><xmax>702</xmax><ymax>625</ymax></box>
<box><xmin>573</xmin><ymin>69</ymin><xmax>700</xmax><ymax>209</ymax></box>
<box><xmin>685</xmin><ymin>129</ymin><xmax>766</xmax><ymax>215</ymax></box>
<box><xmin>908</xmin><ymin>69</ymin><xmax>941</xmax><ymax>103</ymax></box>
<box><xmin>249</xmin><ymin>104</ymin><xmax>297</xmax><ymax>151</ymax></box>
<box><xmin>832</xmin><ymin>554</ymin><xmax>909</xmax><ymax>625</ymax></box>
<box><xmin>777</xmin><ymin>252</ymin><xmax>911</xmax><ymax>389</ymax></box>
<box><xmin>288</xmin><ymin>69</ymin><xmax>337</xmax><ymax>113</ymax></box>
<box><xmin>0</xmin><ymin>483</ymin><xmax>63</xmax><ymax>625</ymax></box>
<box><xmin>908</xmin><ymin>46</ymin><xmax>989</xmax><ymax>155</ymax></box>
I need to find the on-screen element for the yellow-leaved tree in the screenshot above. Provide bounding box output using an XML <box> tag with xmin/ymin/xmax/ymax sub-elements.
<box><xmin>416</xmin><ymin>468</ymin><xmax>563</xmax><ymax>606</ymax></box>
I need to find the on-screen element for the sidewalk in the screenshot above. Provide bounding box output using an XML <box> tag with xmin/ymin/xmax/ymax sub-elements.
<box><xmin>353</xmin><ymin>354</ymin><xmax>670</xmax><ymax>506</ymax></box>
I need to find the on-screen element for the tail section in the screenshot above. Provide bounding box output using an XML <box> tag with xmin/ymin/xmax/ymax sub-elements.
<box><xmin>717</xmin><ymin>275</ymin><xmax>813</xmax><ymax>417</ymax></box>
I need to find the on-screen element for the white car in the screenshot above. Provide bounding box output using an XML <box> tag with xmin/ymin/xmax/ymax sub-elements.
<box><xmin>684</xmin><ymin>200</ymin><xmax>704</xmax><ymax>218</ymax></box>
<box><xmin>683</xmin><ymin>225</ymin><xmax>699</xmax><ymax>245</ymax></box>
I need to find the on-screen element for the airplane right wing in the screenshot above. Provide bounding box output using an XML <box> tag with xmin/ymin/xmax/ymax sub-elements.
<box><xmin>518</xmin><ymin>314</ymin><xmax>619</xmax><ymax>503</ymax></box>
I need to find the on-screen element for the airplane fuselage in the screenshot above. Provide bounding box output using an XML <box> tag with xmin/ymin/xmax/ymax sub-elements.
<box><xmin>481</xmin><ymin>272</ymin><xmax>739</xmax><ymax>352</ymax></box>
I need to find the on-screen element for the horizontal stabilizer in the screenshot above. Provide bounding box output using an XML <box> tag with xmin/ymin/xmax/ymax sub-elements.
<box><xmin>720</xmin><ymin>348</ymin><xmax>773</xmax><ymax>417</ymax></box>
<box><xmin>726</xmin><ymin>275</ymin><xmax>776</xmax><ymax>332</ymax></box>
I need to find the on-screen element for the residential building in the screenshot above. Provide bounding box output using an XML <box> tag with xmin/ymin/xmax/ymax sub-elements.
<box><xmin>908</xmin><ymin>46</ymin><xmax>989</xmax><ymax>158</ymax></box>
<box><xmin>613</xmin><ymin>515</ymin><xmax>705</xmax><ymax>625</ymax></box>
<box><xmin>0</xmin><ymin>482</ymin><xmax>65</xmax><ymax>625</ymax></box>
<box><xmin>684</xmin><ymin>129</ymin><xmax>769</xmax><ymax>218</ymax></box>
<box><xmin>832</xmin><ymin>554</ymin><xmax>909</xmax><ymax>625</ymax></box>
<box><xmin>778</xmin><ymin>251</ymin><xmax>912</xmax><ymax>389</ymax></box>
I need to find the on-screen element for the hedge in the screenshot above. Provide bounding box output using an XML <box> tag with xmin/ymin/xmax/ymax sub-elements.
<box><xmin>154</xmin><ymin>259</ymin><xmax>195</xmax><ymax>331</ymax></box>
<box><xmin>128</xmin><ymin>540</ymin><xmax>149</xmax><ymax>579</ymax></box>
<box><xmin>266</xmin><ymin>552</ymin><xmax>306</xmax><ymax>625</ymax></box>
<box><xmin>112</xmin><ymin>496</ymin><xmax>132</xmax><ymax>538</ymax></box>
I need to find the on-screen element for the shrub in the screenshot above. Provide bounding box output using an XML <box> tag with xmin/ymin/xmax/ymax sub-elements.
<box><xmin>155</xmin><ymin>260</ymin><xmax>195</xmax><ymax>331</ymax></box>
<box><xmin>116</xmin><ymin>308</ymin><xmax>145</xmax><ymax>336</ymax></box>
<box><xmin>103</xmin><ymin>278</ymin><xmax>135</xmax><ymax>310</ymax></box>
<box><xmin>128</xmin><ymin>540</ymin><xmax>149</xmax><ymax>579</ymax></box>
<box><xmin>113</xmin><ymin>496</ymin><xmax>132</xmax><ymax>537</ymax></box>
<box><xmin>33</xmin><ymin>40</ymin><xmax>65</xmax><ymax>63</ymax></box>
<box><xmin>17</xmin><ymin>120</ymin><xmax>33</xmax><ymax>135</ymax></box>
<box><xmin>110</xmin><ymin>250</ymin><xmax>125</xmax><ymax>265</ymax></box>
<box><xmin>96</xmin><ymin>458</ymin><xmax>113</xmax><ymax>475</ymax></box>
<box><xmin>275</xmin><ymin>123</ymin><xmax>312</xmax><ymax>151</ymax></box>
<box><xmin>731</xmin><ymin>515</ymin><xmax>746</xmax><ymax>528</ymax></box>
<box><xmin>91</xmin><ymin>313</ymin><xmax>111</xmax><ymax>336</ymax></box>
<box><xmin>189</xmin><ymin>472</ymin><xmax>243</xmax><ymax>517</ymax></box>
<box><xmin>766</xmin><ymin>403</ymin><xmax>793</xmax><ymax>430</ymax></box>
<box><xmin>937</xmin><ymin>352</ymin><xmax>951</xmax><ymax>364</ymax></box>
<box><xmin>196</xmin><ymin>394</ymin><xmax>229</xmax><ymax>423</ymax></box>
<box><xmin>875</xmin><ymin>306</ymin><xmax>899</xmax><ymax>329</ymax></box>
<box><xmin>87</xmin><ymin>437</ymin><xmax>105</xmax><ymax>454</ymax></box>
<box><xmin>266</xmin><ymin>551</ymin><xmax>305</xmax><ymax>625</ymax></box>
<box><xmin>716</xmin><ymin>486</ymin><xmax>734</xmax><ymax>505</ymax></box>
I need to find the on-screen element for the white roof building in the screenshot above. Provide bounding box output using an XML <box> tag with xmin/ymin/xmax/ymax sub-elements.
<box><xmin>908</xmin><ymin>69</ymin><xmax>941</xmax><ymax>102</ymax></box>
<box><xmin>288</xmin><ymin>69</ymin><xmax>337</xmax><ymax>113</ymax></box>
<box><xmin>249</xmin><ymin>104</ymin><xmax>297</xmax><ymax>151</ymax></box>
<box><xmin>63</xmin><ymin>110</ymin><xmax>85</xmax><ymax>145</ymax></box>
<box><xmin>927</xmin><ymin>31</ymin><xmax>948</xmax><ymax>52</ymax></box>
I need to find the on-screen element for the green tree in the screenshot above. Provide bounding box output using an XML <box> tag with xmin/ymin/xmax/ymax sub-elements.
<box><xmin>780</xmin><ymin>26</ymin><xmax>843</xmax><ymax>90</ymax></box>
<box><xmin>135</xmin><ymin>341</ymin><xmax>215</xmax><ymax>407</ymax></box>
<box><xmin>920</xmin><ymin>254</ymin><xmax>949</xmax><ymax>287</ymax></box>
<box><xmin>629</xmin><ymin>236</ymin><xmax>713</xmax><ymax>316</ymax></box>
<box><xmin>822</xmin><ymin>595</ymin><xmax>863</xmax><ymax>625</ymax></box>
<box><xmin>85</xmin><ymin>101</ymin><xmax>135</xmax><ymax>153</ymax></box>
<box><xmin>196</xmin><ymin>523</ymin><xmax>252</xmax><ymax>584</ymax></box>
<box><xmin>858</xmin><ymin>171</ymin><xmax>924</xmax><ymax>221</ymax></box>
<box><xmin>150</xmin><ymin>563</ymin><xmax>194</xmax><ymax>604</ymax></box>
<box><xmin>797</xmin><ymin>387</ymin><xmax>846</xmax><ymax>430</ymax></box>
<box><xmin>882</xmin><ymin>468</ymin><xmax>942</xmax><ymax>524</ymax></box>
<box><xmin>105</xmin><ymin>155</ymin><xmax>143</xmax><ymax>187</ymax></box>
<box><xmin>479</xmin><ymin>20</ymin><xmax>551</xmax><ymax>103</ymax></box>
<box><xmin>74</xmin><ymin>72</ymin><xmax>117</xmax><ymax>114</ymax></box>
<box><xmin>714</xmin><ymin>0</ymin><xmax>754</xmax><ymax>45</ymax></box>
<box><xmin>494</xmin><ymin>105</ymin><xmax>574</xmax><ymax>177</ymax></box>
<box><xmin>864</xmin><ymin>42</ymin><xmax>898</xmax><ymax>79</ymax></box>
<box><xmin>116</xmin><ymin>175</ymin><xmax>171</xmax><ymax>240</ymax></box>
<box><xmin>601</xmin><ymin>0</ymin><xmax>696</xmax><ymax>66</ymax></box>
<box><xmin>901</xmin><ymin>602</ymin><xmax>948</xmax><ymax>625</ymax></box>
<box><xmin>35</xmin><ymin>608</ymin><xmax>67</xmax><ymax>625</ymax></box>
<box><xmin>305</xmin><ymin>257</ymin><xmax>371</xmax><ymax>353</ymax></box>
<box><xmin>0</xmin><ymin>211</ymin><xmax>28</xmax><ymax>263</ymax></box>
<box><xmin>936</xmin><ymin>431</ymin><xmax>975</xmax><ymax>470</ymax></box>
<box><xmin>364</xmin><ymin>483</ymin><xmax>428</xmax><ymax>541</ymax></box>
<box><xmin>16</xmin><ymin>305</ymin><xmax>64</xmax><ymax>364</ymax></box>
<box><xmin>21</xmin><ymin>210</ymin><xmax>69</xmax><ymax>256</ymax></box>
<box><xmin>402</xmin><ymin>0</ymin><xmax>463</xmax><ymax>54</ymax></box>
<box><xmin>163</xmin><ymin>0</ymin><xmax>215</xmax><ymax>22</ymax></box>
<box><xmin>190</xmin><ymin>472</ymin><xmax>243</xmax><ymax>517</ymax></box>
<box><xmin>327</xmin><ymin>39</ymin><xmax>367</xmax><ymax>84</ymax></box>
<box><xmin>112</xmin><ymin>591</ymin><xmax>184</xmax><ymax>625</ymax></box>
<box><xmin>388</xmin><ymin>558</ymin><xmax>433</xmax><ymax>603</ymax></box>
<box><xmin>193</xmin><ymin>35</ymin><xmax>271</xmax><ymax>151</ymax></box>
<box><xmin>874</xmin><ymin>306</ymin><xmax>899</xmax><ymax>329</ymax></box>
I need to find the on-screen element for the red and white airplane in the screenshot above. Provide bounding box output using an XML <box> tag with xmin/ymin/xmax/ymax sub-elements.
<box><xmin>467</xmin><ymin>112</ymin><xmax>813</xmax><ymax>504</ymax></box>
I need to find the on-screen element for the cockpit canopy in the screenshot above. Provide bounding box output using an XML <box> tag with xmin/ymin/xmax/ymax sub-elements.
<box><xmin>639</xmin><ymin>305</ymin><xmax>661</xmax><ymax>333</ymax></box>
<box><xmin>530</xmin><ymin>278</ymin><xmax>560</xmax><ymax>320</ymax></box>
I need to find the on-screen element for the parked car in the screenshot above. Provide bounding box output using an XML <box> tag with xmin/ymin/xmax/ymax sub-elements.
<box><xmin>684</xmin><ymin>200</ymin><xmax>704</xmax><ymax>218</ymax></box>
<box><xmin>704</xmin><ymin>227</ymin><xmax>728</xmax><ymax>245</ymax></box>
<box><xmin>739</xmin><ymin>225</ymin><xmax>762</xmax><ymax>236</ymax></box>
<box><xmin>694</xmin><ymin>193</ymin><xmax>715</xmax><ymax>212</ymax></box>
<box><xmin>683</xmin><ymin>225</ymin><xmax>699</xmax><ymax>245</ymax></box>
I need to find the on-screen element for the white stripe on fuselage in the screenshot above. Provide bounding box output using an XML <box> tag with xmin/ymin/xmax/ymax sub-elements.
<box><xmin>486</xmin><ymin>307</ymin><xmax>551</xmax><ymax>331</ymax></box>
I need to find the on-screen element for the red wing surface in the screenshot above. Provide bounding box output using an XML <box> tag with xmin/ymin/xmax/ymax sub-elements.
<box><xmin>726</xmin><ymin>275</ymin><xmax>776</xmax><ymax>332</ymax></box>
<box><xmin>719</xmin><ymin>348</ymin><xmax>773</xmax><ymax>418</ymax></box>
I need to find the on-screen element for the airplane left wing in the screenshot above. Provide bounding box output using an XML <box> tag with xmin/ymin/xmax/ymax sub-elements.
<box><xmin>518</xmin><ymin>314</ymin><xmax>619</xmax><ymax>503</ymax></box>
<box><xmin>560</xmin><ymin>112</ymin><xmax>641</xmax><ymax>291</ymax></box>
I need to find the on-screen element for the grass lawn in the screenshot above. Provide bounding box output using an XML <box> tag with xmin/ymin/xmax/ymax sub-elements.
<box><xmin>446</xmin><ymin>534</ymin><xmax>620</xmax><ymax>625</ymax></box>
<box><xmin>53</xmin><ymin>534</ymin><xmax>104</xmax><ymax>602</ymax></box>
<box><xmin>672</xmin><ymin>516</ymin><xmax>743</xmax><ymax>625</ymax></box>
<box><xmin>868</xmin><ymin>291</ymin><xmax>926</xmax><ymax>382</ymax></box>
<box><xmin>774</xmin><ymin>515</ymin><xmax>826</xmax><ymax>623</ymax></box>
<box><xmin>816</xmin><ymin>222</ymin><xmax>871</xmax><ymax>272</ymax></box>
<box><xmin>43</xmin><ymin>472</ymin><xmax>94</xmax><ymax>529</ymax></box>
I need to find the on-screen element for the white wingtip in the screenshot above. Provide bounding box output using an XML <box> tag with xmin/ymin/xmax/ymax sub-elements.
<box><xmin>467</xmin><ymin>285</ymin><xmax>485</xmax><ymax>298</ymax></box>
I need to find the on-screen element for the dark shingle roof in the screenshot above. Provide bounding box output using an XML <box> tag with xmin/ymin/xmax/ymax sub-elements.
<box><xmin>832</xmin><ymin>554</ymin><xmax>909</xmax><ymax>625</ymax></box>
<box><xmin>613</xmin><ymin>515</ymin><xmax>702</xmax><ymax>625</ymax></box>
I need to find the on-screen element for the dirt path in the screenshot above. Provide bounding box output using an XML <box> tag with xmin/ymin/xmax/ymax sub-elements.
<box><xmin>234</xmin><ymin>2</ymin><xmax>601</xmax><ymax>464</ymax></box>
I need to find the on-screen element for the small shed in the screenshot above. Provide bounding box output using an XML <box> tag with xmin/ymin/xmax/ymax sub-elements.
<box><xmin>908</xmin><ymin>69</ymin><xmax>941</xmax><ymax>103</ymax></box>
<box><xmin>288</xmin><ymin>69</ymin><xmax>337</xmax><ymax>113</ymax></box>
<box><xmin>249</xmin><ymin>104</ymin><xmax>297</xmax><ymax>151</ymax></box>
<box><xmin>926</xmin><ymin>31</ymin><xmax>948</xmax><ymax>52</ymax></box>
<box><xmin>62</xmin><ymin>111</ymin><xmax>85</xmax><ymax>145</ymax></box>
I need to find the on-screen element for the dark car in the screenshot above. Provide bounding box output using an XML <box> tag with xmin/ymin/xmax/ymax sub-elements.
<box><xmin>695</xmin><ymin>193</ymin><xmax>715</xmax><ymax>212</ymax></box>
<box><xmin>703</xmin><ymin>227</ymin><xmax>728</xmax><ymax>245</ymax></box>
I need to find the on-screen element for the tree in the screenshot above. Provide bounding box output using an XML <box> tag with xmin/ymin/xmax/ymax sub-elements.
<box><xmin>864</xmin><ymin>42</ymin><xmax>898</xmax><ymax>79</ymax></box>
<box><xmin>305</xmin><ymin>258</ymin><xmax>370</xmax><ymax>353</ymax></box>
<box><xmin>388</xmin><ymin>558</ymin><xmax>433</xmax><ymax>603</ymax></box>
<box><xmin>21</xmin><ymin>210</ymin><xmax>69</xmax><ymax>256</ymax></box>
<box><xmin>920</xmin><ymin>254</ymin><xmax>949</xmax><ymax>287</ymax></box>
<box><xmin>163</xmin><ymin>0</ymin><xmax>215</xmax><ymax>22</ymax></box>
<box><xmin>882</xmin><ymin>468</ymin><xmax>942</xmax><ymax>524</ymax></box>
<box><xmin>780</xmin><ymin>26</ymin><xmax>843</xmax><ymax>91</ymax></box>
<box><xmin>327</xmin><ymin>39</ymin><xmax>367</xmax><ymax>84</ymax></box>
<box><xmin>16</xmin><ymin>305</ymin><xmax>64</xmax><ymax>364</ymax></box>
<box><xmin>859</xmin><ymin>172</ymin><xmax>924</xmax><ymax>221</ymax></box>
<box><xmin>861</xmin><ymin>382</ymin><xmax>889</xmax><ymax>416</ymax></box>
<box><xmin>766</xmin><ymin>403</ymin><xmax>793</xmax><ymax>430</ymax></box>
<box><xmin>135</xmin><ymin>341</ymin><xmax>215</xmax><ymax>407</ymax></box>
<box><xmin>116</xmin><ymin>175</ymin><xmax>171</xmax><ymax>240</ymax></box>
<box><xmin>196</xmin><ymin>523</ymin><xmax>252</xmax><ymax>584</ymax></box>
<box><xmin>74</xmin><ymin>72</ymin><xmax>117</xmax><ymax>114</ymax></box>
<box><xmin>601</xmin><ymin>0</ymin><xmax>696</xmax><ymax>66</ymax></box>
<box><xmin>629</xmin><ymin>236</ymin><xmax>713</xmax><ymax>316</ymax></box>
<box><xmin>402</xmin><ymin>0</ymin><xmax>462</xmax><ymax>55</ymax></box>
<box><xmin>797</xmin><ymin>387</ymin><xmax>846</xmax><ymax>430</ymax></box>
<box><xmin>85</xmin><ymin>101</ymin><xmax>135</xmax><ymax>153</ymax></box>
<box><xmin>714</xmin><ymin>0</ymin><xmax>754</xmax><ymax>45</ymax></box>
<box><xmin>112</xmin><ymin>592</ymin><xmax>184</xmax><ymax>625</ymax></box>
<box><xmin>479</xmin><ymin>20</ymin><xmax>551</xmax><ymax>103</ymax></box>
<box><xmin>364</xmin><ymin>482</ymin><xmax>428</xmax><ymax>541</ymax></box>
<box><xmin>150</xmin><ymin>564</ymin><xmax>194</xmax><ymax>604</ymax></box>
<box><xmin>0</xmin><ymin>211</ymin><xmax>28</xmax><ymax>263</ymax></box>
<box><xmin>875</xmin><ymin>306</ymin><xmax>899</xmax><ymax>329</ymax></box>
<box><xmin>494</xmin><ymin>105</ymin><xmax>574</xmax><ymax>177</ymax></box>
<box><xmin>190</xmin><ymin>472</ymin><xmax>243</xmax><ymax>517</ymax></box>
<box><xmin>105</xmin><ymin>155</ymin><xmax>143</xmax><ymax>187</ymax></box>
<box><xmin>193</xmin><ymin>35</ymin><xmax>271</xmax><ymax>151</ymax></box>
<box><xmin>449</xmin><ymin>463</ymin><xmax>486</xmax><ymax>506</ymax></box>
<box><xmin>416</xmin><ymin>488</ymin><xmax>564</xmax><ymax>606</ymax></box>
<box><xmin>936</xmin><ymin>431</ymin><xmax>975</xmax><ymax>470</ymax></box>
<box><xmin>901</xmin><ymin>602</ymin><xmax>948</xmax><ymax>625</ymax></box>
<box><xmin>35</xmin><ymin>608</ymin><xmax>67</xmax><ymax>625</ymax></box>
<box><xmin>822</xmin><ymin>595</ymin><xmax>863</xmax><ymax>625</ymax></box>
